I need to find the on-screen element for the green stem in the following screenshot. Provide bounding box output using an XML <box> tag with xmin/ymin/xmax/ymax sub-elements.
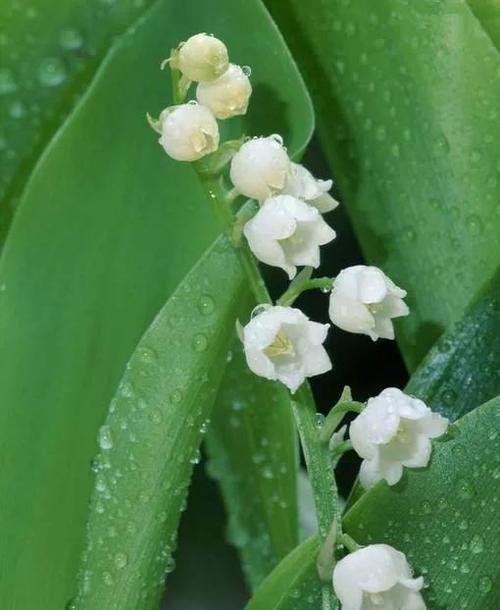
<box><xmin>277</xmin><ymin>277</ymin><xmax>334</xmax><ymax>306</ymax></box>
<box><xmin>195</xmin><ymin>166</ymin><xmax>340</xmax><ymax>609</ymax></box>
<box><xmin>337</xmin><ymin>532</ymin><xmax>361</xmax><ymax>553</ymax></box>
<box><xmin>320</xmin><ymin>400</ymin><xmax>364</xmax><ymax>444</ymax></box>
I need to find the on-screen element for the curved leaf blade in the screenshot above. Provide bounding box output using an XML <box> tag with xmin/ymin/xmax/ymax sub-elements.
<box><xmin>266</xmin><ymin>0</ymin><xmax>500</xmax><ymax>368</ymax></box>
<box><xmin>407</xmin><ymin>269</ymin><xmax>500</xmax><ymax>421</ymax></box>
<box><xmin>74</xmin><ymin>240</ymin><xmax>244</xmax><ymax>610</ymax></box>
<box><xmin>0</xmin><ymin>0</ymin><xmax>157</xmax><ymax>230</ymax></box>
<box><xmin>244</xmin><ymin>536</ymin><xmax>321</xmax><ymax>610</ymax></box>
<box><xmin>206</xmin><ymin>342</ymin><xmax>299</xmax><ymax>589</ymax></box>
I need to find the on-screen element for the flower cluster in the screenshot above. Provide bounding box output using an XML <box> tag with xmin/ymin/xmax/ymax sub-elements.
<box><xmin>150</xmin><ymin>33</ymin><xmax>451</xmax><ymax>610</ymax></box>
<box><xmin>152</xmin><ymin>33</ymin><xmax>252</xmax><ymax>161</ymax></box>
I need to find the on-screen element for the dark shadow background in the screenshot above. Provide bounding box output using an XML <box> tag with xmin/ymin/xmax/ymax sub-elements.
<box><xmin>163</xmin><ymin>138</ymin><xmax>409</xmax><ymax>609</ymax></box>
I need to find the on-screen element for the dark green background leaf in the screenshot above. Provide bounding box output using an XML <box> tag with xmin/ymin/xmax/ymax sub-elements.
<box><xmin>206</xmin><ymin>341</ymin><xmax>299</xmax><ymax>589</ymax></box>
<box><xmin>0</xmin><ymin>0</ymin><xmax>157</xmax><ymax>235</ymax></box>
<box><xmin>0</xmin><ymin>0</ymin><xmax>313</xmax><ymax>607</ymax></box>
<box><xmin>266</xmin><ymin>0</ymin><xmax>500</xmax><ymax>369</ymax></box>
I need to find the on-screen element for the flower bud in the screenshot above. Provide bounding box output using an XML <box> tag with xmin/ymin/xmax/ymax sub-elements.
<box><xmin>196</xmin><ymin>64</ymin><xmax>252</xmax><ymax>119</ymax></box>
<box><xmin>230</xmin><ymin>135</ymin><xmax>290</xmax><ymax>201</ymax></box>
<box><xmin>177</xmin><ymin>33</ymin><xmax>229</xmax><ymax>82</ymax></box>
<box><xmin>158</xmin><ymin>103</ymin><xmax>219</xmax><ymax>161</ymax></box>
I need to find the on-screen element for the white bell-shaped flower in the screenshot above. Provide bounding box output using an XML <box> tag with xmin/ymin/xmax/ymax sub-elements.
<box><xmin>350</xmin><ymin>388</ymin><xmax>448</xmax><ymax>488</ymax></box>
<box><xmin>283</xmin><ymin>162</ymin><xmax>339</xmax><ymax>213</ymax></box>
<box><xmin>243</xmin><ymin>195</ymin><xmax>336</xmax><ymax>279</ymax></box>
<box><xmin>196</xmin><ymin>64</ymin><xmax>252</xmax><ymax>119</ymax></box>
<box><xmin>329</xmin><ymin>265</ymin><xmax>409</xmax><ymax>340</ymax></box>
<box><xmin>333</xmin><ymin>544</ymin><xmax>426</xmax><ymax>610</ymax></box>
<box><xmin>176</xmin><ymin>33</ymin><xmax>229</xmax><ymax>82</ymax></box>
<box><xmin>158</xmin><ymin>103</ymin><xmax>219</xmax><ymax>161</ymax></box>
<box><xmin>230</xmin><ymin>135</ymin><xmax>290</xmax><ymax>201</ymax></box>
<box><xmin>242</xmin><ymin>305</ymin><xmax>331</xmax><ymax>393</ymax></box>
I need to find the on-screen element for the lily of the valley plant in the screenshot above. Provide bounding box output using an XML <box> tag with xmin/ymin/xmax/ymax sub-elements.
<box><xmin>149</xmin><ymin>33</ymin><xmax>449</xmax><ymax>609</ymax></box>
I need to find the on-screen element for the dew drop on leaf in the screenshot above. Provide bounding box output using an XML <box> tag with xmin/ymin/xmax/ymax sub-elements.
<box><xmin>98</xmin><ymin>425</ymin><xmax>113</xmax><ymax>450</ymax></box>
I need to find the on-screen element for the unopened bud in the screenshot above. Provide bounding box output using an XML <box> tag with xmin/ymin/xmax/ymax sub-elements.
<box><xmin>158</xmin><ymin>103</ymin><xmax>219</xmax><ymax>161</ymax></box>
<box><xmin>177</xmin><ymin>33</ymin><xmax>229</xmax><ymax>82</ymax></box>
<box><xmin>196</xmin><ymin>64</ymin><xmax>252</xmax><ymax>119</ymax></box>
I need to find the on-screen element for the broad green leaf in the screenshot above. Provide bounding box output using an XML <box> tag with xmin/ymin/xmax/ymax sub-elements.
<box><xmin>266</xmin><ymin>0</ymin><xmax>500</xmax><ymax>369</ymax></box>
<box><xmin>245</xmin><ymin>536</ymin><xmax>321</xmax><ymax>610</ymax></box>
<box><xmin>0</xmin><ymin>0</ymin><xmax>156</xmax><ymax>232</ymax></box>
<box><xmin>244</xmin><ymin>397</ymin><xmax>500</xmax><ymax>610</ymax></box>
<box><xmin>346</xmin><ymin>270</ymin><xmax>500</xmax><ymax>508</ymax></box>
<box><xmin>0</xmin><ymin>0</ymin><xmax>313</xmax><ymax>607</ymax></box>
<box><xmin>467</xmin><ymin>0</ymin><xmax>500</xmax><ymax>49</ymax></box>
<box><xmin>407</xmin><ymin>269</ymin><xmax>500</xmax><ymax>421</ymax></box>
<box><xmin>73</xmin><ymin>240</ymin><xmax>245</xmax><ymax>610</ymax></box>
<box><xmin>344</xmin><ymin>396</ymin><xmax>500</xmax><ymax>609</ymax></box>
<box><xmin>206</xmin><ymin>341</ymin><xmax>299</xmax><ymax>589</ymax></box>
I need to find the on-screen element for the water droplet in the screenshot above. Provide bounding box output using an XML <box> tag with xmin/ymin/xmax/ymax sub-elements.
<box><xmin>9</xmin><ymin>100</ymin><xmax>26</xmax><ymax>119</ymax></box>
<box><xmin>242</xmin><ymin>65</ymin><xmax>252</xmax><ymax>77</ymax></box>
<box><xmin>192</xmin><ymin>333</ymin><xmax>208</xmax><ymax>352</ymax></box>
<box><xmin>441</xmin><ymin>388</ymin><xmax>457</xmax><ymax>406</ymax></box>
<box><xmin>457</xmin><ymin>478</ymin><xmax>476</xmax><ymax>500</ymax></box>
<box><xmin>470</xmin><ymin>534</ymin><xmax>484</xmax><ymax>554</ymax></box>
<box><xmin>466</xmin><ymin>215</ymin><xmax>484</xmax><ymax>236</ymax></box>
<box><xmin>114</xmin><ymin>552</ymin><xmax>128</xmax><ymax>569</ymax></box>
<box><xmin>478</xmin><ymin>576</ymin><xmax>492</xmax><ymax>593</ymax></box>
<box><xmin>37</xmin><ymin>57</ymin><xmax>67</xmax><ymax>87</ymax></box>
<box><xmin>138</xmin><ymin>346</ymin><xmax>157</xmax><ymax>365</ymax></box>
<box><xmin>103</xmin><ymin>572</ymin><xmax>114</xmax><ymax>586</ymax></box>
<box><xmin>149</xmin><ymin>409</ymin><xmax>163</xmax><ymax>424</ymax></box>
<box><xmin>59</xmin><ymin>28</ymin><xmax>84</xmax><ymax>50</ymax></box>
<box><xmin>190</xmin><ymin>449</ymin><xmax>201</xmax><ymax>464</ymax></box>
<box><xmin>197</xmin><ymin>294</ymin><xmax>215</xmax><ymax>315</ymax></box>
<box><xmin>0</xmin><ymin>68</ymin><xmax>16</xmax><ymax>94</ymax></box>
<box><xmin>98</xmin><ymin>425</ymin><xmax>113</xmax><ymax>450</ymax></box>
<box><xmin>170</xmin><ymin>389</ymin><xmax>183</xmax><ymax>403</ymax></box>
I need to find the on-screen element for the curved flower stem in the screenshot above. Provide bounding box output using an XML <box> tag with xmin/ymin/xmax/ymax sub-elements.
<box><xmin>277</xmin><ymin>277</ymin><xmax>334</xmax><ymax>307</ymax></box>
<box><xmin>320</xmin><ymin>400</ymin><xmax>365</xmax><ymax>444</ymax></box>
<box><xmin>195</xmin><ymin>167</ymin><xmax>340</xmax><ymax>609</ymax></box>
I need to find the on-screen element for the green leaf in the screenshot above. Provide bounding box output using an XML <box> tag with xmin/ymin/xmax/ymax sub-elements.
<box><xmin>407</xmin><ymin>269</ymin><xmax>500</xmax><ymax>421</ymax></box>
<box><xmin>344</xmin><ymin>396</ymin><xmax>500</xmax><ymax>609</ymax></box>
<box><xmin>73</xmin><ymin>239</ymin><xmax>245</xmax><ymax>609</ymax></box>
<box><xmin>0</xmin><ymin>0</ymin><xmax>157</xmax><ymax>234</ymax></box>
<box><xmin>244</xmin><ymin>536</ymin><xmax>322</xmax><ymax>610</ymax></box>
<box><xmin>206</xmin><ymin>341</ymin><xmax>299</xmax><ymax>589</ymax></box>
<box><xmin>266</xmin><ymin>0</ymin><xmax>500</xmax><ymax>368</ymax></box>
<box><xmin>0</xmin><ymin>0</ymin><xmax>313</xmax><ymax>607</ymax></box>
<box><xmin>244</xmin><ymin>397</ymin><xmax>500</xmax><ymax>610</ymax></box>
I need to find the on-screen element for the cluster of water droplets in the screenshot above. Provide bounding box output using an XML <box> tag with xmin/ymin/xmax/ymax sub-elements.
<box><xmin>0</xmin><ymin>0</ymin><xmax>154</xmax><ymax>204</ymax></box>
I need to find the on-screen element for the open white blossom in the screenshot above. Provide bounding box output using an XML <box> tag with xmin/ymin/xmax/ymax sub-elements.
<box><xmin>158</xmin><ymin>103</ymin><xmax>219</xmax><ymax>161</ymax></box>
<box><xmin>197</xmin><ymin>64</ymin><xmax>252</xmax><ymax>119</ymax></box>
<box><xmin>176</xmin><ymin>33</ymin><xmax>229</xmax><ymax>82</ymax></box>
<box><xmin>242</xmin><ymin>305</ymin><xmax>331</xmax><ymax>392</ymax></box>
<box><xmin>230</xmin><ymin>136</ymin><xmax>290</xmax><ymax>201</ymax></box>
<box><xmin>333</xmin><ymin>544</ymin><xmax>426</xmax><ymax>610</ymax></box>
<box><xmin>243</xmin><ymin>195</ymin><xmax>336</xmax><ymax>279</ymax></box>
<box><xmin>329</xmin><ymin>265</ymin><xmax>409</xmax><ymax>340</ymax></box>
<box><xmin>283</xmin><ymin>162</ymin><xmax>339</xmax><ymax>213</ymax></box>
<box><xmin>350</xmin><ymin>388</ymin><xmax>448</xmax><ymax>488</ymax></box>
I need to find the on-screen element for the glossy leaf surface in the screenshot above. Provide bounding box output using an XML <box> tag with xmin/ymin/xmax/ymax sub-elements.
<box><xmin>266</xmin><ymin>0</ymin><xmax>500</xmax><ymax>368</ymax></box>
<box><xmin>206</xmin><ymin>341</ymin><xmax>299</xmax><ymax>589</ymax></box>
<box><xmin>0</xmin><ymin>0</ymin><xmax>313</xmax><ymax>607</ymax></box>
